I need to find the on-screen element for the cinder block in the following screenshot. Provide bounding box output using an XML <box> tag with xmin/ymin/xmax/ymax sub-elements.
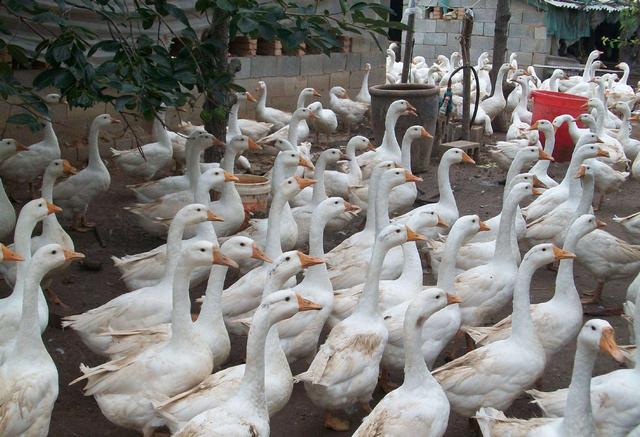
<box><xmin>484</xmin><ymin>0</ymin><xmax>498</xmax><ymax>8</ymax></box>
<box><xmin>520</xmin><ymin>37</ymin><xmax>548</xmax><ymax>53</ymax></box>
<box><xmin>349</xmin><ymin>70</ymin><xmax>365</xmax><ymax>89</ymax></box>
<box><xmin>427</xmin><ymin>32</ymin><xmax>448</xmax><ymax>46</ymax></box>
<box><xmin>307</xmin><ymin>74</ymin><xmax>330</xmax><ymax>97</ymax></box>
<box><xmin>265</xmin><ymin>76</ymin><xmax>286</xmax><ymax>97</ymax></box>
<box><xmin>515</xmin><ymin>51</ymin><xmax>533</xmax><ymax>66</ymax></box>
<box><xmin>287</xmin><ymin>76</ymin><xmax>308</xmax><ymax>97</ymax></box>
<box><xmin>509</xmin><ymin>10</ymin><xmax>523</xmax><ymax>24</ymax></box>
<box><xmin>483</xmin><ymin>22</ymin><xmax>495</xmax><ymax>36</ymax></box>
<box><xmin>472</xmin><ymin>8</ymin><xmax>495</xmax><ymax>22</ymax></box>
<box><xmin>251</xmin><ymin>55</ymin><xmax>277</xmax><ymax>77</ymax></box>
<box><xmin>532</xmin><ymin>52</ymin><xmax>547</xmax><ymax>65</ymax></box>
<box><xmin>414</xmin><ymin>44</ymin><xmax>436</xmax><ymax>61</ymax></box>
<box><xmin>534</xmin><ymin>26</ymin><xmax>547</xmax><ymax>40</ymax></box>
<box><xmin>323</xmin><ymin>53</ymin><xmax>347</xmax><ymax>73</ymax></box>
<box><xmin>233</xmin><ymin>78</ymin><xmax>254</xmax><ymax>92</ymax></box>
<box><xmin>330</xmin><ymin>71</ymin><xmax>350</xmax><ymax>89</ymax></box>
<box><xmin>301</xmin><ymin>54</ymin><xmax>324</xmax><ymax>76</ymax></box>
<box><xmin>507</xmin><ymin>37</ymin><xmax>521</xmax><ymax>51</ymax></box>
<box><xmin>369</xmin><ymin>67</ymin><xmax>386</xmax><ymax>86</ymax></box>
<box><xmin>509</xmin><ymin>23</ymin><xmax>534</xmax><ymax>38</ymax></box>
<box><xmin>277</xmin><ymin>56</ymin><xmax>301</xmax><ymax>77</ymax></box>
<box><xmin>415</xmin><ymin>19</ymin><xmax>437</xmax><ymax>33</ymax></box>
<box><xmin>472</xmin><ymin>36</ymin><xmax>494</xmax><ymax>51</ymax></box>
<box><xmin>346</xmin><ymin>52</ymin><xmax>362</xmax><ymax>72</ymax></box>
<box><xmin>233</xmin><ymin>57</ymin><xmax>251</xmax><ymax>79</ymax></box>
<box><xmin>521</xmin><ymin>9</ymin><xmax>544</xmax><ymax>24</ymax></box>
<box><xmin>413</xmin><ymin>32</ymin><xmax>425</xmax><ymax>45</ymax></box>
<box><xmin>351</xmin><ymin>36</ymin><xmax>371</xmax><ymax>53</ymax></box>
<box><xmin>436</xmin><ymin>19</ymin><xmax>462</xmax><ymax>34</ymax></box>
<box><xmin>473</xmin><ymin>23</ymin><xmax>484</xmax><ymax>35</ymax></box>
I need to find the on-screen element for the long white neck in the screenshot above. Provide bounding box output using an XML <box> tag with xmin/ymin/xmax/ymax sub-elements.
<box><xmin>346</xmin><ymin>144</ymin><xmax>362</xmax><ymax>182</ymax></box>
<box><xmin>582</xmin><ymin>53</ymin><xmax>598</xmax><ymax>81</ymax></box>
<box><xmin>168</xmin><ymin>258</ymin><xmax>198</xmax><ymax>345</ymax></box>
<box><xmin>296</xmin><ymin>92</ymin><xmax>309</xmax><ymax>133</ymax></box>
<box><xmin>355</xmin><ymin>239</ymin><xmax>393</xmax><ymax>316</ymax></box>
<box><xmin>552</xmin><ymin>223</ymin><xmax>583</xmax><ymax>303</ymax></box>
<box><xmin>380</xmin><ymin>109</ymin><xmax>402</xmax><ymax>156</ymax></box>
<box><xmin>287</xmin><ymin>113</ymin><xmax>303</xmax><ymax>147</ymax></box>
<box><xmin>437</xmin><ymin>226</ymin><xmax>469</xmax><ymax>291</ymax></box>
<box><xmin>562</xmin><ymin>338</ymin><xmax>598</xmax><ymax>436</ymax></box>
<box><xmin>305</xmin><ymin>208</ymin><xmax>331</xmax><ymax>285</ymax></box>
<box><xmin>492</xmin><ymin>66</ymin><xmax>508</xmax><ymax>100</ymax></box>
<box><xmin>517</xmin><ymin>80</ymin><xmax>529</xmax><ymax>111</ymax></box>
<box><xmin>400</xmin><ymin>135</ymin><xmax>416</xmax><ymax>171</ymax></box>
<box><xmin>42</xmin><ymin>120</ymin><xmax>59</xmax><ymax>152</ymax></box>
<box><xmin>375</xmin><ymin>176</ymin><xmax>397</xmax><ymax>235</ymax></box>
<box><xmin>234</xmin><ymin>303</ymin><xmax>271</xmax><ymax>411</ymax></box>
<box><xmin>193</xmin><ymin>181</ymin><xmax>219</xmax><ymax>243</ymax></box>
<box><xmin>153</xmin><ymin>112</ymin><xmax>171</xmax><ymax>150</ymax></box>
<box><xmin>195</xmin><ymin>264</ymin><xmax>228</xmax><ymax>336</ymax></box>
<box><xmin>219</xmin><ymin>146</ymin><xmax>238</xmax><ymax>201</ymax></box>
<box><xmin>510</xmin><ymin>257</ymin><xmax>541</xmax><ymax>342</ymax></box>
<box><xmin>227</xmin><ymin>101</ymin><xmax>241</xmax><ymax>139</ymax></box>
<box><xmin>397</xmin><ymin>241</ymin><xmax>423</xmax><ymax>284</ymax></box>
<box><xmin>436</xmin><ymin>156</ymin><xmax>456</xmax><ymax>213</ymax></box>
<box><xmin>549</xmin><ymin>74</ymin><xmax>560</xmax><ymax>92</ymax></box>
<box><xmin>158</xmin><ymin>219</ymin><xmax>187</xmax><ymax>285</ymax></box>
<box><xmin>620</xmin><ymin>65</ymin><xmax>630</xmax><ymax>85</ymax></box>
<box><xmin>402</xmin><ymin>303</ymin><xmax>441</xmax><ymax>389</ymax></box>
<box><xmin>311</xmin><ymin>155</ymin><xmax>328</xmax><ymax>205</ymax></box>
<box><xmin>617</xmin><ymin>109</ymin><xmax>631</xmax><ymax>141</ymax></box>
<box><xmin>558</xmin><ymin>146</ymin><xmax>589</xmax><ymax>194</ymax></box>
<box><xmin>505</xmin><ymin>155</ymin><xmax>531</xmax><ymax>187</ymax></box>
<box><xmin>264</xmin><ymin>191</ymin><xmax>287</xmax><ymax>259</ymax></box>
<box><xmin>41</xmin><ymin>171</ymin><xmax>64</xmax><ymax>236</ymax></box>
<box><xmin>493</xmin><ymin>190</ymin><xmax>521</xmax><ymax>266</ymax></box>
<box><xmin>15</xmin><ymin>259</ymin><xmax>51</xmax><ymax>355</ymax></box>
<box><xmin>359</xmin><ymin>69</ymin><xmax>370</xmax><ymax>98</ymax></box>
<box><xmin>87</xmin><ymin>122</ymin><xmax>107</xmax><ymax>171</ymax></box>
<box><xmin>12</xmin><ymin>211</ymin><xmax>40</xmax><ymax>296</ymax></box>
<box><xmin>257</xmin><ymin>87</ymin><xmax>267</xmax><ymax>111</ymax></box>
<box><xmin>187</xmin><ymin>145</ymin><xmax>204</xmax><ymax>193</ymax></box>
<box><xmin>363</xmin><ymin>168</ymin><xmax>381</xmax><ymax>234</ymax></box>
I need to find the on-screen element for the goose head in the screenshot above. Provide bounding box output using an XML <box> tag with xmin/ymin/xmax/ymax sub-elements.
<box><xmin>279</xmin><ymin>175</ymin><xmax>316</xmax><ymax>200</ymax></box>
<box><xmin>551</xmin><ymin>68</ymin><xmax>566</xmax><ymax>80</ymax></box>
<box><xmin>389</xmin><ymin>99</ymin><xmax>418</xmax><ymax>117</ymax></box>
<box><xmin>574</xmin><ymin>140</ymin><xmax>609</xmax><ymax>160</ymax></box>
<box><xmin>346</xmin><ymin>135</ymin><xmax>374</xmax><ymax>153</ymax></box>
<box><xmin>92</xmin><ymin>113</ymin><xmax>121</xmax><ymax>129</ymax></box>
<box><xmin>450</xmin><ymin>51</ymin><xmax>462</xmax><ymax>68</ymax></box>
<box><xmin>513</xmin><ymin>146</ymin><xmax>547</xmax><ymax>168</ymax></box>
<box><xmin>237</xmin><ymin>91</ymin><xmax>257</xmax><ymax>103</ymax></box>
<box><xmin>227</xmin><ymin>135</ymin><xmax>261</xmax><ymax>153</ymax></box>
<box><xmin>180</xmin><ymin>241</ymin><xmax>238</xmax><ymax>269</ymax></box>
<box><xmin>317</xmin><ymin>148</ymin><xmax>344</xmax><ymax>166</ymax></box>
<box><xmin>609</xmin><ymin>101</ymin><xmax>632</xmax><ymax>118</ymax></box>
<box><xmin>21</xmin><ymin>198</ymin><xmax>61</xmax><ymax>223</ymax></box>
<box><xmin>300</xmin><ymin>87</ymin><xmax>322</xmax><ymax>99</ymax></box>
<box><xmin>330</xmin><ymin>86</ymin><xmax>349</xmax><ymax>99</ymax></box>
<box><xmin>267</xmin><ymin>250</ymin><xmax>324</xmax><ymax>284</ymax></box>
<box><xmin>32</xmin><ymin>243</ymin><xmax>84</xmax><ymax>272</ymax></box>
<box><xmin>569</xmin><ymin>214</ymin><xmax>607</xmax><ymax>242</ymax></box>
<box><xmin>44</xmin><ymin>93</ymin><xmax>64</xmax><ymax>104</ymax></box>
<box><xmin>0</xmin><ymin>138</ymin><xmax>28</xmax><ymax>157</ymax></box>
<box><xmin>220</xmin><ymin>236</ymin><xmax>271</xmax><ymax>264</ymax></box>
<box><xmin>187</xmin><ymin>130</ymin><xmax>225</xmax><ymax>152</ymax></box>
<box><xmin>307</xmin><ymin>101</ymin><xmax>324</xmax><ymax>116</ymax></box>
<box><xmin>411</xmin><ymin>287</ymin><xmax>461</xmax><ymax>325</ymax></box>
<box><xmin>292</xmin><ymin>107</ymin><xmax>316</xmax><ymax>122</ymax></box>
<box><xmin>175</xmin><ymin>203</ymin><xmax>223</xmax><ymax>227</ymax></box>
<box><xmin>442</xmin><ymin>147</ymin><xmax>476</xmax><ymax>165</ymax></box>
<box><xmin>381</xmin><ymin>167</ymin><xmax>422</xmax><ymax>190</ymax></box>
<box><xmin>510</xmin><ymin>181</ymin><xmax>543</xmax><ymax>204</ymax></box>
<box><xmin>317</xmin><ymin>197</ymin><xmax>360</xmax><ymax>220</ymax></box>
<box><xmin>256</xmin><ymin>80</ymin><xmax>267</xmax><ymax>94</ymax></box>
<box><xmin>276</xmin><ymin>149</ymin><xmax>314</xmax><ymax>171</ymax></box>
<box><xmin>522</xmin><ymin>243</ymin><xmax>575</xmax><ymax>270</ymax></box>
<box><xmin>403</xmin><ymin>125</ymin><xmax>433</xmax><ymax>143</ymax></box>
<box><xmin>450</xmin><ymin>214</ymin><xmax>490</xmax><ymax>240</ymax></box>
<box><xmin>510</xmin><ymin>173</ymin><xmax>546</xmax><ymax>190</ymax></box>
<box><xmin>575</xmin><ymin>163</ymin><xmax>595</xmax><ymax>180</ymax></box>
<box><xmin>46</xmin><ymin>159</ymin><xmax>77</xmax><ymax>180</ymax></box>
<box><xmin>574</xmin><ymin>113</ymin><xmax>596</xmax><ymax>129</ymax></box>
<box><xmin>200</xmin><ymin>168</ymin><xmax>238</xmax><ymax>191</ymax></box>
<box><xmin>406</xmin><ymin>209</ymin><xmax>449</xmax><ymax>234</ymax></box>
<box><xmin>0</xmin><ymin>244</ymin><xmax>23</xmax><ymax>263</ymax></box>
<box><xmin>376</xmin><ymin>223</ymin><xmax>426</xmax><ymax>251</ymax></box>
<box><xmin>579</xmin><ymin>319</ymin><xmax>624</xmax><ymax>362</ymax></box>
<box><xmin>552</xmin><ymin>114</ymin><xmax>577</xmax><ymax>130</ymax></box>
<box><xmin>529</xmin><ymin>119</ymin><xmax>554</xmax><ymax>137</ymax></box>
<box><xmin>273</xmin><ymin>139</ymin><xmax>297</xmax><ymax>152</ymax></box>
<box><xmin>258</xmin><ymin>290</ymin><xmax>322</xmax><ymax>324</ymax></box>
<box><xmin>363</xmin><ymin>62</ymin><xmax>372</xmax><ymax>72</ymax></box>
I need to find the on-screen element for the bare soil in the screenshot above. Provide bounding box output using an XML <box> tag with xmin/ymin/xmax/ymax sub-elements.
<box><xmin>1</xmin><ymin>130</ymin><xmax>637</xmax><ymax>437</ymax></box>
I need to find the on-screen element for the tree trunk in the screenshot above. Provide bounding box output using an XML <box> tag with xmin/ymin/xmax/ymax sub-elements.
<box><xmin>201</xmin><ymin>10</ymin><xmax>240</xmax><ymax>163</ymax></box>
<box><xmin>490</xmin><ymin>0</ymin><xmax>511</xmax><ymax>91</ymax></box>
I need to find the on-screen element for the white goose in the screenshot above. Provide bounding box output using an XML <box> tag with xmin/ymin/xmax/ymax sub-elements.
<box><xmin>228</xmin><ymin>91</ymin><xmax>272</xmax><ymax>141</ymax></box>
<box><xmin>0</xmin><ymin>177</ymin><xmax>15</xmax><ymax>243</ymax></box>
<box><xmin>0</xmin><ymin>199</ymin><xmax>59</xmax><ymax>348</ymax></box>
<box><xmin>307</xmin><ymin>101</ymin><xmax>338</xmax><ymax>145</ymax></box>
<box><xmin>62</xmin><ymin>204</ymin><xmax>222</xmax><ymax>356</ymax></box>
<box><xmin>329</xmin><ymin>86</ymin><xmax>370</xmax><ymax>137</ymax></box>
<box><xmin>172</xmin><ymin>291</ymin><xmax>321</xmax><ymax>437</ymax></box>
<box><xmin>53</xmin><ymin>114</ymin><xmax>117</xmax><ymax>231</ymax></box>
<box><xmin>529</xmin><ymin>291</ymin><xmax>640</xmax><ymax>436</ymax></box>
<box><xmin>433</xmin><ymin>244</ymin><xmax>574</xmax><ymax>417</ymax></box>
<box><xmin>0</xmin><ymin>244</ymin><xmax>83</xmax><ymax>437</ymax></box>
<box><xmin>355</xmin><ymin>62</ymin><xmax>372</xmax><ymax>104</ymax></box>
<box><xmin>258</xmin><ymin>89</ymin><xmax>320</xmax><ymax>144</ymax></box>
<box><xmin>476</xmin><ymin>319</ymin><xmax>624</xmax><ymax>437</ymax></box>
<box><xmin>71</xmin><ymin>242</ymin><xmax>236</xmax><ymax>437</ymax></box>
<box><xmin>0</xmin><ymin>138</ymin><xmax>28</xmax><ymax>163</ymax></box>
<box><xmin>254</xmin><ymin>80</ymin><xmax>291</xmax><ymax>130</ymax></box>
<box><xmin>353</xmin><ymin>289</ymin><xmax>454</xmax><ymax>437</ymax></box>
<box><xmin>480</xmin><ymin>63</ymin><xmax>513</xmax><ymax>124</ymax></box>
<box><xmin>323</xmin><ymin>135</ymin><xmax>373</xmax><ymax>198</ymax></box>
<box><xmin>540</xmin><ymin>69</ymin><xmax>567</xmax><ymax>91</ymax></box>
<box><xmin>297</xmin><ymin>224</ymin><xmax>425</xmax><ymax>431</ymax></box>
<box><xmin>528</xmin><ymin>119</ymin><xmax>559</xmax><ymax>188</ymax></box>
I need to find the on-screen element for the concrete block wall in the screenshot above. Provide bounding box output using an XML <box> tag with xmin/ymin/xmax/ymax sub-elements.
<box><xmin>406</xmin><ymin>0</ymin><xmax>549</xmax><ymax>67</ymax></box>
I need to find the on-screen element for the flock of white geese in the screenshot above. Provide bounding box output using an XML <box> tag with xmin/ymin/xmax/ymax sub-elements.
<box><xmin>1</xmin><ymin>45</ymin><xmax>640</xmax><ymax>437</ymax></box>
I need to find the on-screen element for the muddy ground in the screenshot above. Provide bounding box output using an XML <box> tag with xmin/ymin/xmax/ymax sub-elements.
<box><xmin>1</xmin><ymin>129</ymin><xmax>637</xmax><ymax>437</ymax></box>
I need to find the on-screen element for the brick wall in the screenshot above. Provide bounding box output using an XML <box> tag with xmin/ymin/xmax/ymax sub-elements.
<box><xmin>406</xmin><ymin>0</ymin><xmax>550</xmax><ymax>67</ymax></box>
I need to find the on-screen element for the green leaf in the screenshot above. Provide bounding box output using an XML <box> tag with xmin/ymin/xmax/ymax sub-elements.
<box><xmin>115</xmin><ymin>95</ymin><xmax>135</xmax><ymax>112</ymax></box>
<box><xmin>215</xmin><ymin>0</ymin><xmax>235</xmax><ymax>12</ymax></box>
<box><xmin>237</xmin><ymin>16</ymin><xmax>258</xmax><ymax>33</ymax></box>
<box><xmin>50</xmin><ymin>44</ymin><xmax>71</xmax><ymax>63</ymax></box>
<box><xmin>7</xmin><ymin>113</ymin><xmax>41</xmax><ymax>131</ymax></box>
<box><xmin>165</xmin><ymin>4</ymin><xmax>190</xmax><ymax>27</ymax></box>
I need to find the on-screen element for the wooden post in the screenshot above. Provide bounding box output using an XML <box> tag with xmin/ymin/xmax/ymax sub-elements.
<box><xmin>401</xmin><ymin>0</ymin><xmax>417</xmax><ymax>83</ymax></box>
<box><xmin>490</xmin><ymin>0</ymin><xmax>511</xmax><ymax>90</ymax></box>
<box><xmin>460</xmin><ymin>9</ymin><xmax>474</xmax><ymax>140</ymax></box>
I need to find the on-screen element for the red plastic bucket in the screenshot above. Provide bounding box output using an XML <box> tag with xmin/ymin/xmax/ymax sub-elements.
<box><xmin>531</xmin><ymin>90</ymin><xmax>587</xmax><ymax>162</ymax></box>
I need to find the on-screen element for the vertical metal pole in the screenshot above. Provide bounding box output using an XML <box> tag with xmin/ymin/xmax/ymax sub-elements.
<box><xmin>401</xmin><ymin>0</ymin><xmax>417</xmax><ymax>83</ymax></box>
<box><xmin>460</xmin><ymin>9</ymin><xmax>474</xmax><ymax>140</ymax></box>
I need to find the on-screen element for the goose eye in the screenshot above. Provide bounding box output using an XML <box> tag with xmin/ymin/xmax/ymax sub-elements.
<box><xmin>240</xmin><ymin>242</ymin><xmax>245</xmax><ymax>246</ymax></box>
<box><xmin>436</xmin><ymin>295</ymin><xmax>440</xmax><ymax>299</ymax></box>
<box><xmin>285</xmin><ymin>256</ymin><xmax>291</xmax><ymax>261</ymax></box>
<box><xmin>52</xmin><ymin>250</ymin><xmax>57</xmax><ymax>254</ymax></box>
<box><xmin>288</xmin><ymin>181</ymin><xmax>292</xmax><ymax>184</ymax></box>
<box><xmin>472</xmin><ymin>219</ymin><xmax>476</xmax><ymax>223</ymax></box>
<box><xmin>591</xmin><ymin>325</ymin><xmax>596</xmax><ymax>331</ymax></box>
<box><xmin>285</xmin><ymin>296</ymin><xmax>290</xmax><ymax>302</ymax></box>
<box><xmin>197</xmin><ymin>208</ymin><xmax>201</xmax><ymax>211</ymax></box>
<box><xmin>200</xmin><ymin>248</ymin><xmax>205</xmax><ymax>252</ymax></box>
<box><xmin>396</xmin><ymin>229</ymin><xmax>401</xmax><ymax>233</ymax></box>
<box><xmin>38</xmin><ymin>203</ymin><xmax>42</xmax><ymax>207</ymax></box>
<box><xmin>334</xmin><ymin>201</ymin><xmax>338</xmax><ymax>205</ymax></box>
<box><xmin>542</xmin><ymin>248</ymin><xmax>546</xmax><ymax>251</ymax></box>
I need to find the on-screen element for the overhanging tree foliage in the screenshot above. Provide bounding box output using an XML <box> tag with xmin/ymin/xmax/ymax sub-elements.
<box><xmin>0</xmin><ymin>0</ymin><xmax>403</xmax><ymax>150</ymax></box>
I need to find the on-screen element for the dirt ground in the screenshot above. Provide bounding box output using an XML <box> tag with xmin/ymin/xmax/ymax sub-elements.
<box><xmin>1</xmin><ymin>127</ymin><xmax>637</xmax><ymax>437</ymax></box>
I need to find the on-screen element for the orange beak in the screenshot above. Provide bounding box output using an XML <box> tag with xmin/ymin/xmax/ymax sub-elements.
<box><xmin>479</xmin><ymin>220</ymin><xmax>491</xmax><ymax>232</ymax></box>
<box><xmin>298</xmin><ymin>156</ymin><xmax>314</xmax><ymax>170</ymax></box>
<box><xmin>532</xmin><ymin>176</ymin><xmax>546</xmax><ymax>189</ymax></box>
<box><xmin>446</xmin><ymin>293</ymin><xmax>462</xmax><ymax>304</ymax></box>
<box><xmin>552</xmin><ymin>245</ymin><xmax>576</xmax><ymax>260</ymax></box>
<box><xmin>461</xmin><ymin>152</ymin><xmax>476</xmax><ymax>164</ymax></box>
<box><xmin>581</xmin><ymin>102</ymin><xmax>590</xmax><ymax>110</ymax></box>
<box><xmin>596</xmin><ymin>148</ymin><xmax>610</xmax><ymax>158</ymax></box>
<box><xmin>294</xmin><ymin>176</ymin><xmax>317</xmax><ymax>189</ymax></box>
<box><xmin>248</xmin><ymin>138</ymin><xmax>261</xmax><ymax>151</ymax></box>
<box><xmin>251</xmin><ymin>243</ymin><xmax>272</xmax><ymax>263</ymax></box>
<box><xmin>532</xmin><ymin>187</ymin><xmax>544</xmax><ymax>196</ymax></box>
<box><xmin>110</xmin><ymin>118</ymin><xmax>121</xmax><ymax>124</ymax></box>
<box><xmin>206</xmin><ymin>210</ymin><xmax>225</xmax><ymax>222</ymax></box>
<box><xmin>212</xmin><ymin>136</ymin><xmax>226</xmax><ymax>147</ymax></box>
<box><xmin>367</xmin><ymin>142</ymin><xmax>376</xmax><ymax>151</ymax></box>
<box><xmin>15</xmin><ymin>142</ymin><xmax>29</xmax><ymax>152</ymax></box>
<box><xmin>575</xmin><ymin>165</ymin><xmax>587</xmax><ymax>178</ymax></box>
<box><xmin>296</xmin><ymin>293</ymin><xmax>323</xmax><ymax>311</ymax></box>
<box><xmin>246</xmin><ymin>92</ymin><xmax>257</xmax><ymax>103</ymax></box>
<box><xmin>406</xmin><ymin>103</ymin><xmax>419</xmax><ymax>117</ymax></box>
<box><xmin>420</xmin><ymin>127</ymin><xmax>433</xmax><ymax>139</ymax></box>
<box><xmin>404</xmin><ymin>170</ymin><xmax>423</xmax><ymax>182</ymax></box>
<box><xmin>596</xmin><ymin>219</ymin><xmax>607</xmax><ymax>228</ymax></box>
<box><xmin>538</xmin><ymin>149</ymin><xmax>554</xmax><ymax>161</ymax></box>
<box><xmin>405</xmin><ymin>225</ymin><xmax>427</xmax><ymax>242</ymax></box>
<box><xmin>599</xmin><ymin>327</ymin><xmax>625</xmax><ymax>363</ymax></box>
<box><xmin>63</xmin><ymin>249</ymin><xmax>85</xmax><ymax>261</ymax></box>
<box><xmin>223</xmin><ymin>171</ymin><xmax>240</xmax><ymax>182</ymax></box>
<box><xmin>529</xmin><ymin>121</ymin><xmax>539</xmax><ymax>130</ymax></box>
<box><xmin>47</xmin><ymin>202</ymin><xmax>62</xmax><ymax>215</ymax></box>
<box><xmin>213</xmin><ymin>248</ymin><xmax>239</xmax><ymax>268</ymax></box>
<box><xmin>344</xmin><ymin>201</ymin><xmax>360</xmax><ymax>213</ymax></box>
<box><xmin>297</xmin><ymin>251</ymin><xmax>325</xmax><ymax>267</ymax></box>
<box><xmin>312</xmin><ymin>90</ymin><xmax>322</xmax><ymax>97</ymax></box>
<box><xmin>1</xmin><ymin>244</ymin><xmax>23</xmax><ymax>262</ymax></box>
<box><xmin>436</xmin><ymin>215</ymin><xmax>449</xmax><ymax>228</ymax></box>
<box><xmin>62</xmin><ymin>160</ymin><xmax>77</xmax><ymax>175</ymax></box>
<box><xmin>307</xmin><ymin>111</ymin><xmax>318</xmax><ymax>120</ymax></box>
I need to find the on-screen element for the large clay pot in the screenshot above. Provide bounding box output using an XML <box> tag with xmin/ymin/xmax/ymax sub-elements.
<box><xmin>369</xmin><ymin>84</ymin><xmax>439</xmax><ymax>173</ymax></box>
